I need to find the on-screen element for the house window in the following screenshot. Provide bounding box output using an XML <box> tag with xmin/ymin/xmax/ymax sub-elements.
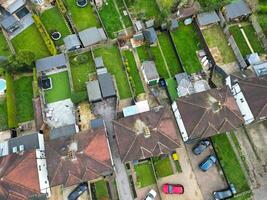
<box><xmin>240</xmin><ymin>98</ymin><xmax>244</xmax><ymax>103</ymax></box>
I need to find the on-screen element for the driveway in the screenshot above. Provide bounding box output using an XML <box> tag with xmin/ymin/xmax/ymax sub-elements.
<box><xmin>63</xmin><ymin>184</ymin><xmax>90</xmax><ymax>200</ymax></box>
<box><xmin>92</xmin><ymin>98</ymin><xmax>133</xmax><ymax>200</ymax></box>
<box><xmin>185</xmin><ymin>142</ymin><xmax>227</xmax><ymax>200</ymax></box>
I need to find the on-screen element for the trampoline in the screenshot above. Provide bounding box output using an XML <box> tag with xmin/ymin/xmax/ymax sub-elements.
<box><xmin>76</xmin><ymin>0</ymin><xmax>88</xmax><ymax>7</ymax></box>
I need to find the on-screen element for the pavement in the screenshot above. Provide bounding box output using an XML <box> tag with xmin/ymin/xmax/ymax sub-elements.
<box><xmin>185</xmin><ymin>142</ymin><xmax>227</xmax><ymax>200</ymax></box>
<box><xmin>93</xmin><ymin>98</ymin><xmax>133</xmax><ymax>200</ymax></box>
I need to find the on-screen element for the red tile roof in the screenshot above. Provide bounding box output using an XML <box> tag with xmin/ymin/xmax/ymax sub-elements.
<box><xmin>0</xmin><ymin>150</ymin><xmax>41</xmax><ymax>200</ymax></box>
<box><xmin>176</xmin><ymin>86</ymin><xmax>244</xmax><ymax>140</ymax></box>
<box><xmin>45</xmin><ymin>127</ymin><xmax>112</xmax><ymax>187</ymax></box>
<box><xmin>114</xmin><ymin>107</ymin><xmax>180</xmax><ymax>162</ymax></box>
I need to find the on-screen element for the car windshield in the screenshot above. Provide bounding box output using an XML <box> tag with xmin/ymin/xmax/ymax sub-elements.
<box><xmin>148</xmin><ymin>193</ymin><xmax>154</xmax><ymax>198</ymax></box>
<box><xmin>168</xmin><ymin>185</ymin><xmax>173</xmax><ymax>193</ymax></box>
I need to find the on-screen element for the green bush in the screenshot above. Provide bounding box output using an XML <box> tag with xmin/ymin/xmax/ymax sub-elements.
<box><xmin>56</xmin><ymin>0</ymin><xmax>67</xmax><ymax>14</ymax></box>
<box><xmin>71</xmin><ymin>91</ymin><xmax>88</xmax><ymax>104</ymax></box>
<box><xmin>33</xmin><ymin>68</ymin><xmax>39</xmax><ymax>98</ymax></box>
<box><xmin>76</xmin><ymin>54</ymin><xmax>89</xmax><ymax>64</ymax></box>
<box><xmin>32</xmin><ymin>14</ymin><xmax>57</xmax><ymax>55</ymax></box>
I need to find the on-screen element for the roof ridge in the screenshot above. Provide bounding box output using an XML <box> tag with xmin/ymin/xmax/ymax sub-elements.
<box><xmin>140</xmin><ymin>147</ymin><xmax>153</xmax><ymax>159</ymax></box>
<box><xmin>200</xmin><ymin>122</ymin><xmax>218</xmax><ymax>138</ymax></box>
<box><xmin>50</xmin><ymin>160</ymin><xmax>63</xmax><ymax>186</ymax></box>
<box><xmin>224</xmin><ymin>106</ymin><xmax>244</xmax><ymax>123</ymax></box>
<box><xmin>3</xmin><ymin>178</ymin><xmax>40</xmax><ymax>194</ymax></box>
<box><xmin>219</xmin><ymin>118</ymin><xmax>236</xmax><ymax>132</ymax></box>
<box><xmin>255</xmin><ymin>103</ymin><xmax>267</xmax><ymax>120</ymax></box>
<box><xmin>86</xmin><ymin>155</ymin><xmax>113</xmax><ymax>170</ymax></box>
<box><xmin>122</xmin><ymin>135</ymin><xmax>138</xmax><ymax>162</ymax></box>
<box><xmin>157</xmin><ymin>129</ymin><xmax>179</xmax><ymax>146</ymax></box>
<box><xmin>113</xmin><ymin>120</ymin><xmax>137</xmax><ymax>135</ymax></box>
<box><xmin>177</xmin><ymin>98</ymin><xmax>209</xmax><ymax>109</ymax></box>
<box><xmin>189</xmin><ymin>109</ymin><xmax>209</xmax><ymax>139</ymax></box>
<box><xmin>82</xmin><ymin>167</ymin><xmax>101</xmax><ymax>180</ymax></box>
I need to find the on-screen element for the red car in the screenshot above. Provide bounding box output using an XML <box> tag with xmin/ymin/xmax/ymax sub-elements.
<box><xmin>162</xmin><ymin>183</ymin><xmax>184</xmax><ymax>194</ymax></box>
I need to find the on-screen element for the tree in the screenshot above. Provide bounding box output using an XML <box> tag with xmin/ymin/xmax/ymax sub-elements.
<box><xmin>17</xmin><ymin>51</ymin><xmax>36</xmax><ymax>66</ymax></box>
<box><xmin>198</xmin><ymin>0</ymin><xmax>234</xmax><ymax>10</ymax></box>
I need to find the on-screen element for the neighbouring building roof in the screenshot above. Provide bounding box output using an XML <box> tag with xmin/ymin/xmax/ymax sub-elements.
<box><xmin>94</xmin><ymin>56</ymin><xmax>104</xmax><ymax>69</ymax></box>
<box><xmin>36</xmin><ymin>54</ymin><xmax>67</xmax><ymax>73</ymax></box>
<box><xmin>45</xmin><ymin>128</ymin><xmax>113</xmax><ymax>187</ymax></box>
<box><xmin>63</xmin><ymin>34</ymin><xmax>81</xmax><ymax>51</ymax></box>
<box><xmin>177</xmin><ymin>2</ymin><xmax>200</xmax><ymax>20</ymax></box>
<box><xmin>87</xmin><ymin>80</ymin><xmax>102</xmax><ymax>102</ymax></box>
<box><xmin>78</xmin><ymin>27</ymin><xmax>107</xmax><ymax>47</ymax></box>
<box><xmin>197</xmin><ymin>11</ymin><xmax>220</xmax><ymax>26</ymax></box>
<box><xmin>114</xmin><ymin>106</ymin><xmax>180</xmax><ymax>162</ymax></box>
<box><xmin>252</xmin><ymin>62</ymin><xmax>267</xmax><ymax>77</ymax></box>
<box><xmin>0</xmin><ymin>0</ymin><xmax>25</xmax><ymax>14</ymax></box>
<box><xmin>0</xmin><ymin>14</ymin><xmax>19</xmax><ymax>29</ymax></box>
<box><xmin>90</xmin><ymin>118</ymin><xmax>105</xmax><ymax>129</ymax></box>
<box><xmin>224</xmin><ymin>0</ymin><xmax>251</xmax><ymax>21</ymax></box>
<box><xmin>142</xmin><ymin>61</ymin><xmax>159</xmax><ymax>81</ymax></box>
<box><xmin>0</xmin><ymin>150</ymin><xmax>43</xmax><ymax>200</ymax></box>
<box><xmin>143</xmin><ymin>27</ymin><xmax>157</xmax><ymax>44</ymax></box>
<box><xmin>174</xmin><ymin>87</ymin><xmax>244</xmax><ymax>141</ymax></box>
<box><xmin>246</xmin><ymin>53</ymin><xmax>261</xmax><ymax>65</ymax></box>
<box><xmin>97</xmin><ymin>67</ymin><xmax>108</xmax><ymax>75</ymax></box>
<box><xmin>170</xmin><ymin>19</ymin><xmax>178</xmax><ymax>30</ymax></box>
<box><xmin>229</xmin><ymin>74</ymin><xmax>267</xmax><ymax>121</ymax></box>
<box><xmin>98</xmin><ymin>73</ymin><xmax>116</xmax><ymax>98</ymax></box>
<box><xmin>50</xmin><ymin>124</ymin><xmax>76</xmax><ymax>140</ymax></box>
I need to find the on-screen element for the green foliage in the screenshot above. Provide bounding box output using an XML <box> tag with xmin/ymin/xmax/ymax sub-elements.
<box><xmin>33</xmin><ymin>68</ymin><xmax>39</xmax><ymax>98</ymax></box>
<box><xmin>32</xmin><ymin>14</ymin><xmax>57</xmax><ymax>55</ymax></box>
<box><xmin>56</xmin><ymin>0</ymin><xmax>67</xmax><ymax>14</ymax></box>
<box><xmin>71</xmin><ymin>91</ymin><xmax>88</xmax><ymax>104</ymax></box>
<box><xmin>75</xmin><ymin>54</ymin><xmax>89</xmax><ymax>64</ymax></box>
<box><xmin>198</xmin><ymin>0</ymin><xmax>233</xmax><ymax>10</ymax></box>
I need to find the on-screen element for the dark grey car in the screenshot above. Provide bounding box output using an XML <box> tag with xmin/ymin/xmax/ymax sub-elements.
<box><xmin>68</xmin><ymin>182</ymin><xmax>88</xmax><ymax>200</ymax></box>
<box><xmin>192</xmin><ymin>139</ymin><xmax>210</xmax><ymax>155</ymax></box>
<box><xmin>213</xmin><ymin>184</ymin><xmax>236</xmax><ymax>200</ymax></box>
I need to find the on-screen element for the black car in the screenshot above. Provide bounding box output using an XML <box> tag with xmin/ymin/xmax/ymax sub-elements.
<box><xmin>68</xmin><ymin>182</ymin><xmax>88</xmax><ymax>200</ymax></box>
<box><xmin>213</xmin><ymin>184</ymin><xmax>236</xmax><ymax>200</ymax></box>
<box><xmin>192</xmin><ymin>139</ymin><xmax>210</xmax><ymax>155</ymax></box>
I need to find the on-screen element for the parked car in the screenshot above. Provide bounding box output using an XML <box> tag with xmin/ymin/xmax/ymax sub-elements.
<box><xmin>213</xmin><ymin>184</ymin><xmax>236</xmax><ymax>200</ymax></box>
<box><xmin>68</xmin><ymin>182</ymin><xmax>88</xmax><ymax>200</ymax></box>
<box><xmin>144</xmin><ymin>189</ymin><xmax>157</xmax><ymax>200</ymax></box>
<box><xmin>162</xmin><ymin>183</ymin><xmax>184</xmax><ymax>194</ymax></box>
<box><xmin>192</xmin><ymin>139</ymin><xmax>211</xmax><ymax>155</ymax></box>
<box><xmin>199</xmin><ymin>154</ymin><xmax>217</xmax><ymax>171</ymax></box>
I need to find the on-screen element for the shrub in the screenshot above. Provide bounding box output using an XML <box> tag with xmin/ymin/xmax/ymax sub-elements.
<box><xmin>75</xmin><ymin>54</ymin><xmax>89</xmax><ymax>64</ymax></box>
<box><xmin>71</xmin><ymin>91</ymin><xmax>88</xmax><ymax>104</ymax></box>
<box><xmin>32</xmin><ymin>14</ymin><xmax>57</xmax><ymax>55</ymax></box>
<box><xmin>56</xmin><ymin>0</ymin><xmax>67</xmax><ymax>14</ymax></box>
<box><xmin>32</xmin><ymin>68</ymin><xmax>39</xmax><ymax>98</ymax></box>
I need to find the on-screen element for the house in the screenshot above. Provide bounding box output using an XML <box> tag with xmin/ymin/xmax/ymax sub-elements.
<box><xmin>223</xmin><ymin>0</ymin><xmax>252</xmax><ymax>22</ymax></box>
<box><xmin>0</xmin><ymin>132</ymin><xmax>45</xmax><ymax>157</ymax></box>
<box><xmin>78</xmin><ymin>27</ymin><xmax>107</xmax><ymax>47</ymax></box>
<box><xmin>197</xmin><ymin>11</ymin><xmax>220</xmax><ymax>27</ymax></box>
<box><xmin>86</xmin><ymin>80</ymin><xmax>102</xmax><ymax>102</ymax></box>
<box><xmin>143</xmin><ymin>27</ymin><xmax>157</xmax><ymax>44</ymax></box>
<box><xmin>45</xmin><ymin>127</ymin><xmax>113</xmax><ymax>187</ymax></box>
<box><xmin>0</xmin><ymin>149</ymin><xmax>50</xmax><ymax>199</ymax></box>
<box><xmin>141</xmin><ymin>61</ymin><xmax>159</xmax><ymax>85</ymax></box>
<box><xmin>36</xmin><ymin>53</ymin><xmax>67</xmax><ymax>73</ymax></box>
<box><xmin>226</xmin><ymin>74</ymin><xmax>267</xmax><ymax>123</ymax></box>
<box><xmin>98</xmin><ymin>73</ymin><xmax>116</xmax><ymax>98</ymax></box>
<box><xmin>63</xmin><ymin>34</ymin><xmax>81</xmax><ymax>51</ymax></box>
<box><xmin>94</xmin><ymin>56</ymin><xmax>104</xmax><ymax>69</ymax></box>
<box><xmin>113</xmin><ymin>106</ymin><xmax>180</xmax><ymax>163</ymax></box>
<box><xmin>172</xmin><ymin>86</ymin><xmax>244</xmax><ymax>141</ymax></box>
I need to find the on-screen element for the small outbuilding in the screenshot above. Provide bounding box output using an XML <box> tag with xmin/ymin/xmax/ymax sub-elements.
<box><xmin>36</xmin><ymin>53</ymin><xmax>67</xmax><ymax>73</ymax></box>
<box><xmin>197</xmin><ymin>11</ymin><xmax>220</xmax><ymax>27</ymax></box>
<box><xmin>94</xmin><ymin>56</ymin><xmax>104</xmax><ymax>69</ymax></box>
<box><xmin>86</xmin><ymin>80</ymin><xmax>102</xmax><ymax>102</ymax></box>
<box><xmin>141</xmin><ymin>61</ymin><xmax>159</xmax><ymax>85</ymax></box>
<box><xmin>143</xmin><ymin>27</ymin><xmax>157</xmax><ymax>44</ymax></box>
<box><xmin>98</xmin><ymin>73</ymin><xmax>116</xmax><ymax>98</ymax></box>
<box><xmin>63</xmin><ymin>34</ymin><xmax>81</xmax><ymax>51</ymax></box>
<box><xmin>78</xmin><ymin>27</ymin><xmax>107</xmax><ymax>47</ymax></box>
<box><xmin>223</xmin><ymin>0</ymin><xmax>251</xmax><ymax>22</ymax></box>
<box><xmin>252</xmin><ymin>62</ymin><xmax>267</xmax><ymax>77</ymax></box>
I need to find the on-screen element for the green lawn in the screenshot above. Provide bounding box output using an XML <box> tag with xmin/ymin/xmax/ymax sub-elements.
<box><xmin>41</xmin><ymin>6</ymin><xmax>70</xmax><ymax>46</ymax></box>
<box><xmin>134</xmin><ymin>161</ymin><xmax>156</xmax><ymax>188</ymax></box>
<box><xmin>122</xmin><ymin>50</ymin><xmax>144</xmax><ymax>95</ymax></box>
<box><xmin>94</xmin><ymin>180</ymin><xmax>110</xmax><ymax>200</ymax></box>
<box><xmin>158</xmin><ymin>32</ymin><xmax>183</xmax><ymax>76</ymax></box>
<box><xmin>0</xmin><ymin>32</ymin><xmax>11</xmax><ymax>57</ymax></box>
<box><xmin>0</xmin><ymin>97</ymin><xmax>8</xmax><ymax>131</ymax></box>
<box><xmin>136</xmin><ymin>45</ymin><xmax>150</xmax><ymax>62</ymax></box>
<box><xmin>64</xmin><ymin>0</ymin><xmax>99</xmax><ymax>31</ymax></box>
<box><xmin>69</xmin><ymin>52</ymin><xmax>95</xmax><ymax>92</ymax></box>
<box><xmin>202</xmin><ymin>24</ymin><xmax>236</xmax><ymax>64</ymax></box>
<box><xmin>171</xmin><ymin>24</ymin><xmax>203</xmax><ymax>74</ymax></box>
<box><xmin>125</xmin><ymin>0</ymin><xmax>161</xmax><ymax>21</ymax></box>
<box><xmin>98</xmin><ymin>0</ymin><xmax>123</xmax><ymax>38</ymax></box>
<box><xmin>151</xmin><ymin>45</ymin><xmax>170</xmax><ymax>78</ymax></box>
<box><xmin>11</xmin><ymin>24</ymin><xmax>50</xmax><ymax>59</ymax></box>
<box><xmin>153</xmin><ymin>156</ymin><xmax>173</xmax><ymax>178</ymax></box>
<box><xmin>115</xmin><ymin>0</ymin><xmax>132</xmax><ymax>27</ymax></box>
<box><xmin>229</xmin><ymin>24</ymin><xmax>264</xmax><ymax>57</ymax></box>
<box><xmin>14</xmin><ymin>76</ymin><xmax>34</xmax><ymax>123</ymax></box>
<box><xmin>257</xmin><ymin>0</ymin><xmax>267</xmax><ymax>36</ymax></box>
<box><xmin>94</xmin><ymin>45</ymin><xmax>131</xmax><ymax>99</ymax></box>
<box><xmin>45</xmin><ymin>71</ymin><xmax>71</xmax><ymax>103</ymax></box>
<box><xmin>166</xmin><ymin>78</ymin><xmax>178</xmax><ymax>102</ymax></box>
<box><xmin>212</xmin><ymin>134</ymin><xmax>250</xmax><ymax>193</ymax></box>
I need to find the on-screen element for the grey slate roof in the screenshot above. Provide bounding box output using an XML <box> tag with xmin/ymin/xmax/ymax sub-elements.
<box><xmin>63</xmin><ymin>34</ymin><xmax>81</xmax><ymax>51</ymax></box>
<box><xmin>170</xmin><ymin>19</ymin><xmax>178</xmax><ymax>30</ymax></box>
<box><xmin>94</xmin><ymin>56</ymin><xmax>104</xmax><ymax>69</ymax></box>
<box><xmin>90</xmin><ymin>118</ymin><xmax>105</xmax><ymax>129</ymax></box>
<box><xmin>50</xmin><ymin>124</ymin><xmax>76</xmax><ymax>140</ymax></box>
<box><xmin>143</xmin><ymin>27</ymin><xmax>157</xmax><ymax>44</ymax></box>
<box><xmin>175</xmin><ymin>73</ymin><xmax>189</xmax><ymax>84</ymax></box>
<box><xmin>253</xmin><ymin>62</ymin><xmax>267</xmax><ymax>77</ymax></box>
<box><xmin>97</xmin><ymin>67</ymin><xmax>108</xmax><ymax>75</ymax></box>
<box><xmin>87</xmin><ymin>80</ymin><xmax>102</xmax><ymax>102</ymax></box>
<box><xmin>0</xmin><ymin>14</ymin><xmax>19</xmax><ymax>29</ymax></box>
<box><xmin>98</xmin><ymin>73</ymin><xmax>116</xmax><ymax>98</ymax></box>
<box><xmin>5</xmin><ymin>0</ymin><xmax>25</xmax><ymax>14</ymax></box>
<box><xmin>78</xmin><ymin>27</ymin><xmax>107</xmax><ymax>47</ymax></box>
<box><xmin>197</xmin><ymin>11</ymin><xmax>220</xmax><ymax>26</ymax></box>
<box><xmin>8</xmin><ymin>133</ymin><xmax>41</xmax><ymax>153</ymax></box>
<box><xmin>142</xmin><ymin>61</ymin><xmax>159</xmax><ymax>81</ymax></box>
<box><xmin>36</xmin><ymin>53</ymin><xmax>67</xmax><ymax>73</ymax></box>
<box><xmin>224</xmin><ymin>0</ymin><xmax>251</xmax><ymax>21</ymax></box>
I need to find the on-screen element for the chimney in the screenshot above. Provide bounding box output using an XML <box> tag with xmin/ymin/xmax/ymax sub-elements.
<box><xmin>212</xmin><ymin>101</ymin><xmax>222</xmax><ymax>113</ymax></box>
<box><xmin>143</xmin><ymin>126</ymin><xmax>151</xmax><ymax>138</ymax></box>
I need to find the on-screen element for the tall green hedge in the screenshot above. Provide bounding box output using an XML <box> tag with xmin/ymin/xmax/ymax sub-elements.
<box><xmin>56</xmin><ymin>0</ymin><xmax>67</xmax><ymax>14</ymax></box>
<box><xmin>32</xmin><ymin>14</ymin><xmax>57</xmax><ymax>55</ymax></box>
<box><xmin>33</xmin><ymin>68</ymin><xmax>39</xmax><ymax>98</ymax></box>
